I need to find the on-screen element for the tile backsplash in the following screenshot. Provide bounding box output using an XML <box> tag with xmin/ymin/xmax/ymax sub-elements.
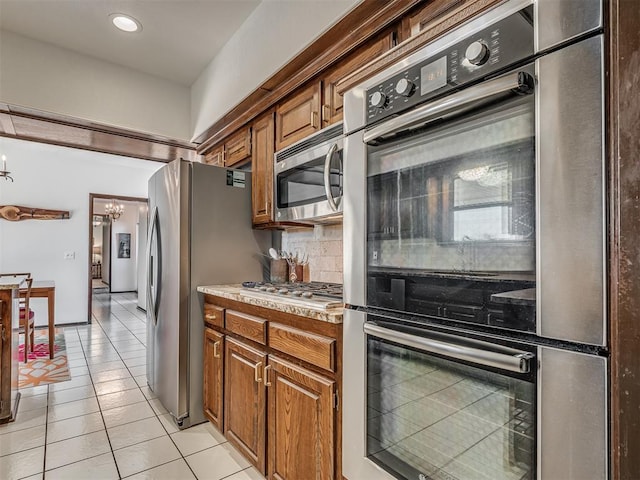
<box><xmin>281</xmin><ymin>225</ymin><xmax>343</xmax><ymax>284</ymax></box>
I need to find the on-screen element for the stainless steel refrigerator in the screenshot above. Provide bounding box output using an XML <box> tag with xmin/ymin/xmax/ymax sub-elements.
<box><xmin>146</xmin><ymin>159</ymin><xmax>270</xmax><ymax>429</ymax></box>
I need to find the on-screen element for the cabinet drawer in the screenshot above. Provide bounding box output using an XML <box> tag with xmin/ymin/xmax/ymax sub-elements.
<box><xmin>204</xmin><ymin>304</ymin><xmax>224</xmax><ymax>329</ymax></box>
<box><xmin>268</xmin><ymin>323</ymin><xmax>335</xmax><ymax>372</ymax></box>
<box><xmin>226</xmin><ymin>311</ymin><xmax>267</xmax><ymax>345</ymax></box>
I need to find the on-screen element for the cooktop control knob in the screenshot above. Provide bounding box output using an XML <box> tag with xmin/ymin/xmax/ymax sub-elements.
<box><xmin>278</xmin><ymin>288</ymin><xmax>288</xmax><ymax>295</ymax></box>
<box><xmin>370</xmin><ymin>91</ymin><xmax>387</xmax><ymax>108</ymax></box>
<box><xmin>395</xmin><ymin>78</ymin><xmax>415</xmax><ymax>97</ymax></box>
<box><xmin>266</xmin><ymin>287</ymin><xmax>277</xmax><ymax>293</ymax></box>
<box><xmin>302</xmin><ymin>292</ymin><xmax>313</xmax><ymax>299</ymax></box>
<box><xmin>291</xmin><ymin>290</ymin><xmax>302</xmax><ymax>297</ymax></box>
<box><xmin>465</xmin><ymin>41</ymin><xmax>490</xmax><ymax>66</ymax></box>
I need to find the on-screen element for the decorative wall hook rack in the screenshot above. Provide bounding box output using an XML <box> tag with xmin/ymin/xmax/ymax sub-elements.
<box><xmin>0</xmin><ymin>205</ymin><xmax>70</xmax><ymax>221</ymax></box>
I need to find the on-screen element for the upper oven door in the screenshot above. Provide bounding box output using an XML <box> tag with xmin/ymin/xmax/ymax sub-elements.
<box><xmin>345</xmin><ymin>34</ymin><xmax>605</xmax><ymax>346</ymax></box>
<box><xmin>365</xmin><ymin>66</ymin><xmax>537</xmax><ymax>333</ymax></box>
<box><xmin>274</xmin><ymin>135</ymin><xmax>344</xmax><ymax>223</ymax></box>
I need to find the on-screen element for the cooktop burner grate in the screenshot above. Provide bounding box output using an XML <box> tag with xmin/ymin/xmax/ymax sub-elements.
<box><xmin>242</xmin><ymin>281</ymin><xmax>343</xmax><ymax>300</ymax></box>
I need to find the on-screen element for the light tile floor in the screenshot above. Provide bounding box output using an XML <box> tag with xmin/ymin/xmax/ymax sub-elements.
<box><xmin>0</xmin><ymin>292</ymin><xmax>264</xmax><ymax>480</ymax></box>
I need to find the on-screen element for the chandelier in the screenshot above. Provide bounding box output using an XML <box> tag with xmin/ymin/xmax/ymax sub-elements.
<box><xmin>105</xmin><ymin>201</ymin><xmax>124</xmax><ymax>221</ymax></box>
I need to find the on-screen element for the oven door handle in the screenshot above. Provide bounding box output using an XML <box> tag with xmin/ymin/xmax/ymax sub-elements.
<box><xmin>323</xmin><ymin>142</ymin><xmax>339</xmax><ymax>212</ymax></box>
<box><xmin>363</xmin><ymin>71</ymin><xmax>535</xmax><ymax>145</ymax></box>
<box><xmin>363</xmin><ymin>322</ymin><xmax>534</xmax><ymax>374</ymax></box>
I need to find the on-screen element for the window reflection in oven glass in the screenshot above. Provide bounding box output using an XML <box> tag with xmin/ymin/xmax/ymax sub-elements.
<box><xmin>367</xmin><ymin>337</ymin><xmax>535</xmax><ymax>480</ymax></box>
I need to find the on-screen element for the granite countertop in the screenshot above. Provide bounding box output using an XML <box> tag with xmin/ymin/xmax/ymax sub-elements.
<box><xmin>197</xmin><ymin>285</ymin><xmax>343</xmax><ymax>324</ymax></box>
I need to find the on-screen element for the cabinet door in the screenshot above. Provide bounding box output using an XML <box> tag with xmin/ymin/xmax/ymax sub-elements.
<box><xmin>402</xmin><ymin>0</ymin><xmax>469</xmax><ymax>38</ymax></box>
<box><xmin>204</xmin><ymin>144</ymin><xmax>225</xmax><ymax>167</ymax></box>
<box><xmin>203</xmin><ymin>328</ymin><xmax>224</xmax><ymax>431</ymax></box>
<box><xmin>252</xmin><ymin>112</ymin><xmax>275</xmax><ymax>225</ymax></box>
<box><xmin>275</xmin><ymin>81</ymin><xmax>321</xmax><ymax>151</ymax></box>
<box><xmin>225</xmin><ymin>337</ymin><xmax>267</xmax><ymax>473</ymax></box>
<box><xmin>266</xmin><ymin>355</ymin><xmax>335</xmax><ymax>480</ymax></box>
<box><xmin>225</xmin><ymin>127</ymin><xmax>252</xmax><ymax>167</ymax></box>
<box><xmin>322</xmin><ymin>30</ymin><xmax>396</xmax><ymax>127</ymax></box>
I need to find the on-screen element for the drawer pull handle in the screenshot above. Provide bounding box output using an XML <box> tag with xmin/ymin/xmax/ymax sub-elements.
<box><xmin>254</xmin><ymin>361</ymin><xmax>263</xmax><ymax>383</ymax></box>
<box><xmin>205</xmin><ymin>313</ymin><xmax>217</xmax><ymax>321</ymax></box>
<box><xmin>213</xmin><ymin>341</ymin><xmax>221</xmax><ymax>358</ymax></box>
<box><xmin>264</xmin><ymin>365</ymin><xmax>272</xmax><ymax>387</ymax></box>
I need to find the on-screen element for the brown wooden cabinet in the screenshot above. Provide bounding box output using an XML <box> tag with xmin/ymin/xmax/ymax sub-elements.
<box><xmin>275</xmin><ymin>81</ymin><xmax>321</xmax><ymax>151</ymax></box>
<box><xmin>225</xmin><ymin>126</ymin><xmax>252</xmax><ymax>167</ymax></box>
<box><xmin>203</xmin><ymin>126</ymin><xmax>252</xmax><ymax>168</ymax></box>
<box><xmin>204</xmin><ymin>144</ymin><xmax>224</xmax><ymax>167</ymax></box>
<box><xmin>251</xmin><ymin>112</ymin><xmax>275</xmax><ymax>225</ymax></box>
<box><xmin>224</xmin><ymin>337</ymin><xmax>267</xmax><ymax>473</ymax></box>
<box><xmin>322</xmin><ymin>29</ymin><xmax>397</xmax><ymax>127</ymax></box>
<box><xmin>202</xmin><ymin>295</ymin><xmax>343</xmax><ymax>479</ymax></box>
<box><xmin>267</xmin><ymin>355</ymin><xmax>335</xmax><ymax>480</ymax></box>
<box><xmin>203</xmin><ymin>328</ymin><xmax>224</xmax><ymax>431</ymax></box>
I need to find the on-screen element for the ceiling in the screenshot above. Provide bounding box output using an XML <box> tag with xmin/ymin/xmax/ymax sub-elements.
<box><xmin>0</xmin><ymin>0</ymin><xmax>262</xmax><ymax>86</ymax></box>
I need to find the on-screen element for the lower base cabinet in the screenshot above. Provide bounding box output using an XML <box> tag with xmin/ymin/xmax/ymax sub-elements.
<box><xmin>225</xmin><ymin>338</ymin><xmax>267</xmax><ymax>472</ymax></box>
<box><xmin>202</xmin><ymin>298</ymin><xmax>341</xmax><ymax>479</ymax></box>
<box><xmin>267</xmin><ymin>355</ymin><xmax>335</xmax><ymax>480</ymax></box>
<box><xmin>203</xmin><ymin>329</ymin><xmax>224</xmax><ymax>431</ymax></box>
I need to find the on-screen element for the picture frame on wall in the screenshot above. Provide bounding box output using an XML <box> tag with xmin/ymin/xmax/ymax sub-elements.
<box><xmin>117</xmin><ymin>233</ymin><xmax>131</xmax><ymax>259</ymax></box>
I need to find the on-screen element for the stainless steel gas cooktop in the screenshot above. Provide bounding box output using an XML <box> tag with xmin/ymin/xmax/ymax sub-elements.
<box><xmin>241</xmin><ymin>281</ymin><xmax>343</xmax><ymax>309</ymax></box>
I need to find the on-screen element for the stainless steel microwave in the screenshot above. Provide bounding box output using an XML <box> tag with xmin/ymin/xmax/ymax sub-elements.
<box><xmin>274</xmin><ymin>123</ymin><xmax>344</xmax><ymax>224</ymax></box>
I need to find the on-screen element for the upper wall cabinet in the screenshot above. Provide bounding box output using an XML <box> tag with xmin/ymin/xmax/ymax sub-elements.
<box><xmin>225</xmin><ymin>126</ymin><xmax>252</xmax><ymax>167</ymax></box>
<box><xmin>401</xmin><ymin>0</ymin><xmax>472</xmax><ymax>38</ymax></box>
<box><xmin>275</xmin><ymin>81</ymin><xmax>322</xmax><ymax>151</ymax></box>
<box><xmin>204</xmin><ymin>126</ymin><xmax>252</xmax><ymax>168</ymax></box>
<box><xmin>275</xmin><ymin>29</ymin><xmax>398</xmax><ymax>151</ymax></box>
<box><xmin>322</xmin><ymin>28</ymin><xmax>397</xmax><ymax>127</ymax></box>
<box><xmin>204</xmin><ymin>144</ymin><xmax>224</xmax><ymax>167</ymax></box>
<box><xmin>251</xmin><ymin>112</ymin><xmax>275</xmax><ymax>226</ymax></box>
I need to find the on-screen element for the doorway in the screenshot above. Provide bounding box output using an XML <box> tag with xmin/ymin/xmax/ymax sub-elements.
<box><xmin>88</xmin><ymin>194</ymin><xmax>148</xmax><ymax>322</ymax></box>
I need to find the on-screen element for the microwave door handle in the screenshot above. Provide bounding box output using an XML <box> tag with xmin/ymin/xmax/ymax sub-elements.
<box><xmin>363</xmin><ymin>322</ymin><xmax>534</xmax><ymax>374</ymax></box>
<box><xmin>363</xmin><ymin>71</ymin><xmax>535</xmax><ymax>145</ymax></box>
<box><xmin>323</xmin><ymin>142</ymin><xmax>339</xmax><ymax>212</ymax></box>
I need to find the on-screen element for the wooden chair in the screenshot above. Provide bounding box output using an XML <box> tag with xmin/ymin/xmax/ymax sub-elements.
<box><xmin>0</xmin><ymin>272</ymin><xmax>35</xmax><ymax>362</ymax></box>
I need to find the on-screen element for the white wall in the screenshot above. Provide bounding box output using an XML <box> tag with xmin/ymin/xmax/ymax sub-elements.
<box><xmin>190</xmin><ymin>0</ymin><xmax>360</xmax><ymax>140</ymax></box>
<box><xmin>110</xmin><ymin>207</ymin><xmax>138</xmax><ymax>293</ymax></box>
<box><xmin>0</xmin><ymin>31</ymin><xmax>191</xmax><ymax>141</ymax></box>
<box><xmin>0</xmin><ymin>137</ymin><xmax>162</xmax><ymax>326</ymax></box>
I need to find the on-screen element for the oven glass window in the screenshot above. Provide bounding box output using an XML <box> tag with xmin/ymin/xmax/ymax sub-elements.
<box><xmin>367</xmin><ymin>336</ymin><xmax>535</xmax><ymax>480</ymax></box>
<box><xmin>366</xmin><ymin>96</ymin><xmax>536</xmax><ymax>332</ymax></box>
<box><xmin>276</xmin><ymin>150</ymin><xmax>342</xmax><ymax>209</ymax></box>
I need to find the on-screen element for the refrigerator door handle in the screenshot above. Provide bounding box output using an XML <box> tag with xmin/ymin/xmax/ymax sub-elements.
<box><xmin>147</xmin><ymin>206</ymin><xmax>161</xmax><ymax>324</ymax></box>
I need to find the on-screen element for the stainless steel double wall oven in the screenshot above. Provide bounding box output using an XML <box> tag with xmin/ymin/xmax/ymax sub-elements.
<box><xmin>343</xmin><ymin>0</ymin><xmax>607</xmax><ymax>479</ymax></box>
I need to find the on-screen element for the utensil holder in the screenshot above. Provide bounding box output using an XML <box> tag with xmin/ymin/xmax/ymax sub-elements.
<box><xmin>270</xmin><ymin>259</ymin><xmax>288</xmax><ymax>283</ymax></box>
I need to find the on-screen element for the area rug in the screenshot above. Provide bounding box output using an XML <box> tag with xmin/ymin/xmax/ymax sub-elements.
<box><xmin>18</xmin><ymin>328</ymin><xmax>71</xmax><ymax>388</ymax></box>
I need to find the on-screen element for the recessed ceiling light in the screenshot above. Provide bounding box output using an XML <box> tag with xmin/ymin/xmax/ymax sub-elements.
<box><xmin>109</xmin><ymin>13</ymin><xmax>142</xmax><ymax>33</ymax></box>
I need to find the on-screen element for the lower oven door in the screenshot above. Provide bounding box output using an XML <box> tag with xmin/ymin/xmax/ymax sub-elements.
<box><xmin>343</xmin><ymin>309</ymin><xmax>608</xmax><ymax>480</ymax></box>
<box><xmin>367</xmin><ymin>318</ymin><xmax>535</xmax><ymax>480</ymax></box>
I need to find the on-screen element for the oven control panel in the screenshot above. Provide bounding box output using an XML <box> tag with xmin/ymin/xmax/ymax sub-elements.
<box><xmin>365</xmin><ymin>6</ymin><xmax>534</xmax><ymax>125</ymax></box>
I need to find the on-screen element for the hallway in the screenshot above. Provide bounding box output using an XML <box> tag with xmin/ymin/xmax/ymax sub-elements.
<box><xmin>0</xmin><ymin>292</ymin><xmax>262</xmax><ymax>480</ymax></box>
